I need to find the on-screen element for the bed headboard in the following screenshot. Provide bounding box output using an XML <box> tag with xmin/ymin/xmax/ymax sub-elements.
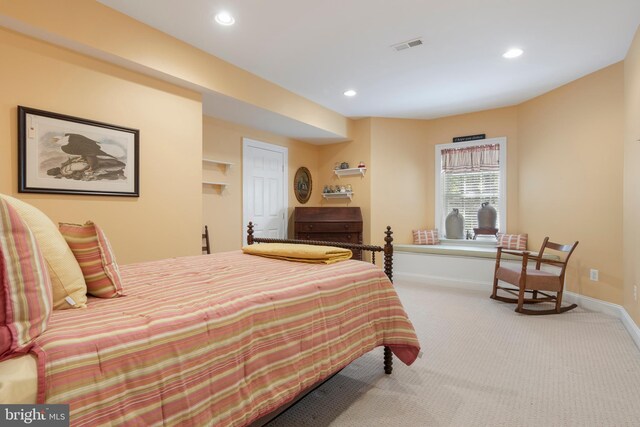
<box><xmin>246</xmin><ymin>222</ymin><xmax>394</xmax><ymax>283</ymax></box>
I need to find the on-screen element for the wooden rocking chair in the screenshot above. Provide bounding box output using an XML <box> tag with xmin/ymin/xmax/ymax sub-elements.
<box><xmin>490</xmin><ymin>237</ymin><xmax>579</xmax><ymax>315</ymax></box>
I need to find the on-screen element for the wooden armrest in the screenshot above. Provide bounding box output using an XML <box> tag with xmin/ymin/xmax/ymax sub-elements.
<box><xmin>496</xmin><ymin>248</ymin><xmax>564</xmax><ymax>267</ymax></box>
<box><xmin>498</xmin><ymin>249</ymin><xmax>530</xmax><ymax>257</ymax></box>
<box><xmin>535</xmin><ymin>258</ymin><xmax>565</xmax><ymax>266</ymax></box>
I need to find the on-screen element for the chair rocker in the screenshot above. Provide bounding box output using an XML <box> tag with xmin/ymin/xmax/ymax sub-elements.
<box><xmin>490</xmin><ymin>237</ymin><xmax>579</xmax><ymax>315</ymax></box>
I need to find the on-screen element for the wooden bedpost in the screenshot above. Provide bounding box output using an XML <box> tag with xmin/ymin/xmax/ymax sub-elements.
<box><xmin>383</xmin><ymin>226</ymin><xmax>394</xmax><ymax>375</ymax></box>
<box><xmin>384</xmin><ymin>226</ymin><xmax>393</xmax><ymax>283</ymax></box>
<box><xmin>384</xmin><ymin>346</ymin><xmax>393</xmax><ymax>375</ymax></box>
<box><xmin>247</xmin><ymin>222</ymin><xmax>254</xmax><ymax>246</ymax></box>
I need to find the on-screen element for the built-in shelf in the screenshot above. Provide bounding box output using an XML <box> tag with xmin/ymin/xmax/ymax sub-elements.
<box><xmin>322</xmin><ymin>192</ymin><xmax>353</xmax><ymax>200</ymax></box>
<box><xmin>334</xmin><ymin>167</ymin><xmax>366</xmax><ymax>178</ymax></box>
<box><xmin>203</xmin><ymin>158</ymin><xmax>234</xmax><ymax>173</ymax></box>
<box><xmin>202</xmin><ymin>181</ymin><xmax>228</xmax><ymax>191</ymax></box>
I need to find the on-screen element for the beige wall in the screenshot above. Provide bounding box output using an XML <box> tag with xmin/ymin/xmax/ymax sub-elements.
<box><xmin>0</xmin><ymin>0</ymin><xmax>635</xmax><ymax>324</ymax></box>
<box><xmin>202</xmin><ymin>116</ymin><xmax>321</xmax><ymax>252</ymax></box>
<box><xmin>317</xmin><ymin>119</ymin><xmax>373</xmax><ymax>245</ymax></box>
<box><xmin>0</xmin><ymin>28</ymin><xmax>203</xmax><ymax>264</ymax></box>
<box><xmin>624</xmin><ymin>27</ymin><xmax>640</xmax><ymax>324</ymax></box>
<box><xmin>211</xmin><ymin>60</ymin><xmax>627</xmax><ymax>315</ymax></box>
<box><xmin>518</xmin><ymin>63</ymin><xmax>624</xmax><ymax>303</ymax></box>
<box><xmin>369</xmin><ymin>118</ymin><xmax>430</xmax><ymax>248</ymax></box>
<box><xmin>363</xmin><ymin>65</ymin><xmax>626</xmax><ymax>310</ymax></box>
<box><xmin>368</xmin><ymin>107</ymin><xmax>519</xmax><ymax>248</ymax></box>
<box><xmin>0</xmin><ymin>0</ymin><xmax>350</xmax><ymax>139</ymax></box>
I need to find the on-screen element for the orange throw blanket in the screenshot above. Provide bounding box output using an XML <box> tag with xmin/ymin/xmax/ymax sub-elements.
<box><xmin>242</xmin><ymin>243</ymin><xmax>352</xmax><ymax>264</ymax></box>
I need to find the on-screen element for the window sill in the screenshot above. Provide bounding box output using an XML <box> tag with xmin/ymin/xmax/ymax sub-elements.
<box><xmin>439</xmin><ymin>237</ymin><xmax>497</xmax><ymax>247</ymax></box>
<box><xmin>395</xmin><ymin>243</ymin><xmax>559</xmax><ymax>261</ymax></box>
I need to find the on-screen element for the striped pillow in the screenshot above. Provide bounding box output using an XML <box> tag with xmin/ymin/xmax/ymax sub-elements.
<box><xmin>413</xmin><ymin>229</ymin><xmax>440</xmax><ymax>245</ymax></box>
<box><xmin>1</xmin><ymin>194</ymin><xmax>87</xmax><ymax>310</ymax></box>
<box><xmin>59</xmin><ymin>222</ymin><xmax>124</xmax><ymax>298</ymax></box>
<box><xmin>0</xmin><ymin>198</ymin><xmax>53</xmax><ymax>360</ymax></box>
<box><xmin>497</xmin><ymin>233</ymin><xmax>528</xmax><ymax>251</ymax></box>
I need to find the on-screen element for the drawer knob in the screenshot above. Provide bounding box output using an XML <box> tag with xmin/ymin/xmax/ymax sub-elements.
<box><xmin>344</xmin><ymin>224</ymin><xmax>349</xmax><ymax>229</ymax></box>
<box><xmin>347</xmin><ymin>234</ymin><xmax>352</xmax><ymax>239</ymax></box>
<box><xmin>308</xmin><ymin>224</ymin><xmax>314</xmax><ymax>229</ymax></box>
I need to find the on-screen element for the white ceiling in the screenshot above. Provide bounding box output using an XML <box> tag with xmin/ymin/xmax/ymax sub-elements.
<box><xmin>99</xmin><ymin>0</ymin><xmax>640</xmax><ymax>122</ymax></box>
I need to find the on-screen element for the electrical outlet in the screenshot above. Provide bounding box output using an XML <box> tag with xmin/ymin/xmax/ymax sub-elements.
<box><xmin>589</xmin><ymin>269</ymin><xmax>599</xmax><ymax>281</ymax></box>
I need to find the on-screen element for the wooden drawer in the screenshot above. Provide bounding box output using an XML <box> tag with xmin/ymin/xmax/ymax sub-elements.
<box><xmin>295</xmin><ymin>222</ymin><xmax>362</xmax><ymax>233</ymax></box>
<box><xmin>296</xmin><ymin>232</ymin><xmax>360</xmax><ymax>243</ymax></box>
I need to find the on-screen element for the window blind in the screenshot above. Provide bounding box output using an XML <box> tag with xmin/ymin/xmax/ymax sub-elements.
<box><xmin>441</xmin><ymin>170</ymin><xmax>501</xmax><ymax>234</ymax></box>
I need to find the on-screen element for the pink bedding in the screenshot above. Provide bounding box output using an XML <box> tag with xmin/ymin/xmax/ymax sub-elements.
<box><xmin>31</xmin><ymin>251</ymin><xmax>420</xmax><ymax>426</ymax></box>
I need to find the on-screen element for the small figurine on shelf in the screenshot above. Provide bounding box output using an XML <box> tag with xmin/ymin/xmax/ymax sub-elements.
<box><xmin>357</xmin><ymin>161</ymin><xmax>366</xmax><ymax>168</ymax></box>
<box><xmin>328</xmin><ymin>185</ymin><xmax>335</xmax><ymax>193</ymax></box>
<box><xmin>340</xmin><ymin>162</ymin><xmax>349</xmax><ymax>169</ymax></box>
<box><xmin>346</xmin><ymin>184</ymin><xmax>352</xmax><ymax>193</ymax></box>
<box><xmin>334</xmin><ymin>162</ymin><xmax>341</xmax><ymax>170</ymax></box>
<box><xmin>339</xmin><ymin>185</ymin><xmax>346</xmax><ymax>193</ymax></box>
<box><xmin>323</xmin><ymin>185</ymin><xmax>330</xmax><ymax>193</ymax></box>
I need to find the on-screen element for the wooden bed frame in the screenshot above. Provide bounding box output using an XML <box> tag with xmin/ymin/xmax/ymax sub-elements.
<box><xmin>246</xmin><ymin>222</ymin><xmax>396</xmax><ymax>426</ymax></box>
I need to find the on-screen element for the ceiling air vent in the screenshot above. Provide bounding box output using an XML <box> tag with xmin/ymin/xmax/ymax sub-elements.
<box><xmin>391</xmin><ymin>38</ymin><xmax>423</xmax><ymax>52</ymax></box>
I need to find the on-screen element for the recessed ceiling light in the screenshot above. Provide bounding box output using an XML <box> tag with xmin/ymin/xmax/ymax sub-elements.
<box><xmin>343</xmin><ymin>89</ymin><xmax>357</xmax><ymax>97</ymax></box>
<box><xmin>215</xmin><ymin>11</ymin><xmax>235</xmax><ymax>26</ymax></box>
<box><xmin>503</xmin><ymin>48</ymin><xmax>523</xmax><ymax>59</ymax></box>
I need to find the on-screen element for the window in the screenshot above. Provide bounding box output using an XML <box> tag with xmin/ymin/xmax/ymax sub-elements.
<box><xmin>435</xmin><ymin>137</ymin><xmax>507</xmax><ymax>238</ymax></box>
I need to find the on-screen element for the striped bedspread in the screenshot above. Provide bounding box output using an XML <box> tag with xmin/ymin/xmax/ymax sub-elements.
<box><xmin>31</xmin><ymin>251</ymin><xmax>420</xmax><ymax>426</ymax></box>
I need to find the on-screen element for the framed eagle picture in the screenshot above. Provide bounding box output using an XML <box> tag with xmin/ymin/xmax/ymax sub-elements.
<box><xmin>18</xmin><ymin>106</ymin><xmax>139</xmax><ymax>197</ymax></box>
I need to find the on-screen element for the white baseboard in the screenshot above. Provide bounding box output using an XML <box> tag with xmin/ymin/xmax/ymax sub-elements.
<box><xmin>563</xmin><ymin>291</ymin><xmax>640</xmax><ymax>351</ymax></box>
<box><xmin>395</xmin><ymin>272</ymin><xmax>640</xmax><ymax>352</ymax></box>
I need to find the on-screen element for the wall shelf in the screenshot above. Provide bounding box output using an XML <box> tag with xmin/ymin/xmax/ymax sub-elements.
<box><xmin>334</xmin><ymin>167</ymin><xmax>366</xmax><ymax>178</ymax></box>
<box><xmin>203</xmin><ymin>158</ymin><xmax>233</xmax><ymax>173</ymax></box>
<box><xmin>322</xmin><ymin>192</ymin><xmax>353</xmax><ymax>200</ymax></box>
<box><xmin>202</xmin><ymin>181</ymin><xmax>228</xmax><ymax>191</ymax></box>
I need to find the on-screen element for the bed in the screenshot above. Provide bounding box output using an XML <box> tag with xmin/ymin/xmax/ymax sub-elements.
<box><xmin>0</xmin><ymin>224</ymin><xmax>420</xmax><ymax>426</ymax></box>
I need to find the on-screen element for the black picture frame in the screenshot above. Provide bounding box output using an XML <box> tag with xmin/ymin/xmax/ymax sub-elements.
<box><xmin>18</xmin><ymin>106</ymin><xmax>139</xmax><ymax>197</ymax></box>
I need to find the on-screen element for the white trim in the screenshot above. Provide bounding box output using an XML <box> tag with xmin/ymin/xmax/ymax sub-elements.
<box><xmin>435</xmin><ymin>137</ymin><xmax>507</xmax><ymax>237</ymax></box>
<box><xmin>562</xmin><ymin>292</ymin><xmax>640</xmax><ymax>350</ymax></box>
<box><xmin>395</xmin><ymin>270</ymin><xmax>640</xmax><ymax>352</ymax></box>
<box><xmin>242</xmin><ymin>138</ymin><xmax>288</xmax><ymax>242</ymax></box>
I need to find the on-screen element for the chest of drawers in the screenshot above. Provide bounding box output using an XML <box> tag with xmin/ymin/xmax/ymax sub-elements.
<box><xmin>294</xmin><ymin>207</ymin><xmax>363</xmax><ymax>260</ymax></box>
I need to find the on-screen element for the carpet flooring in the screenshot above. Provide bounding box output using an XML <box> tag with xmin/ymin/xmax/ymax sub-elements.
<box><xmin>267</xmin><ymin>281</ymin><xmax>640</xmax><ymax>426</ymax></box>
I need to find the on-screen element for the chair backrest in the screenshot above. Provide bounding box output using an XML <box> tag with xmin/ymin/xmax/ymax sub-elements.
<box><xmin>202</xmin><ymin>225</ymin><xmax>211</xmax><ymax>255</ymax></box>
<box><xmin>536</xmin><ymin>237</ymin><xmax>578</xmax><ymax>277</ymax></box>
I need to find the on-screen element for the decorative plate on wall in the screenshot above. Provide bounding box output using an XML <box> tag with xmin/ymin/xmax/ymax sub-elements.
<box><xmin>293</xmin><ymin>167</ymin><xmax>312</xmax><ymax>204</ymax></box>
